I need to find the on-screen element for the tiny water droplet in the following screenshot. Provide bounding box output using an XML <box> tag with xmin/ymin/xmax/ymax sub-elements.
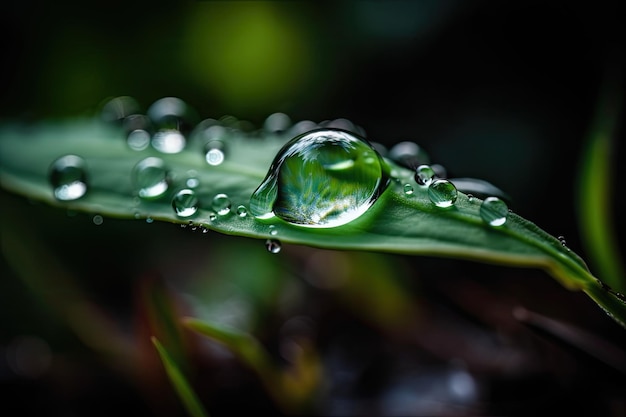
<box><xmin>152</xmin><ymin>130</ymin><xmax>186</xmax><ymax>154</ymax></box>
<box><xmin>403</xmin><ymin>184</ymin><xmax>414</xmax><ymax>195</ymax></box>
<box><xmin>212</xmin><ymin>193</ymin><xmax>231</xmax><ymax>215</ymax></box>
<box><xmin>92</xmin><ymin>215</ymin><xmax>104</xmax><ymax>225</ymax></box>
<box><xmin>133</xmin><ymin>157</ymin><xmax>169</xmax><ymax>199</ymax></box>
<box><xmin>558</xmin><ymin>235</ymin><xmax>567</xmax><ymax>246</ymax></box>
<box><xmin>186</xmin><ymin>177</ymin><xmax>200</xmax><ymax>188</ymax></box>
<box><xmin>236</xmin><ymin>205</ymin><xmax>248</xmax><ymax>217</ymax></box>
<box><xmin>172</xmin><ymin>189</ymin><xmax>199</xmax><ymax>217</ymax></box>
<box><xmin>146</xmin><ymin>217</ymin><xmax>154</xmax><ymax>223</ymax></box>
<box><xmin>265</xmin><ymin>239</ymin><xmax>282</xmax><ymax>254</ymax></box>
<box><xmin>428</xmin><ymin>179</ymin><xmax>457</xmax><ymax>208</ymax></box>
<box><xmin>264</xmin><ymin>112</ymin><xmax>292</xmax><ymax>135</ymax></box>
<box><xmin>208</xmin><ymin>212</ymin><xmax>217</xmax><ymax>221</ymax></box>
<box><xmin>202</xmin><ymin>227</ymin><xmax>209</xmax><ymax>234</ymax></box>
<box><xmin>49</xmin><ymin>155</ymin><xmax>88</xmax><ymax>201</ymax></box>
<box><xmin>467</xmin><ymin>193</ymin><xmax>475</xmax><ymax>202</ymax></box>
<box><xmin>269</xmin><ymin>225</ymin><xmax>278</xmax><ymax>236</ymax></box>
<box><xmin>100</xmin><ymin>96</ymin><xmax>141</xmax><ymax>123</ymax></box>
<box><xmin>250</xmin><ymin>129</ymin><xmax>390</xmax><ymax>228</ymax></box>
<box><xmin>479</xmin><ymin>196</ymin><xmax>508</xmax><ymax>227</ymax></box>
<box><xmin>127</xmin><ymin>129</ymin><xmax>151</xmax><ymax>151</ymax></box>
<box><xmin>388</xmin><ymin>141</ymin><xmax>429</xmax><ymax>168</ymax></box>
<box><xmin>415</xmin><ymin>165</ymin><xmax>435</xmax><ymax>186</ymax></box>
<box><xmin>205</xmin><ymin>141</ymin><xmax>226</xmax><ymax>166</ymax></box>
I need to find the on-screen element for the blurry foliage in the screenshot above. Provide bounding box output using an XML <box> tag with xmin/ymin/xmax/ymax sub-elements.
<box><xmin>1</xmin><ymin>1</ymin><xmax>626</xmax><ymax>416</ymax></box>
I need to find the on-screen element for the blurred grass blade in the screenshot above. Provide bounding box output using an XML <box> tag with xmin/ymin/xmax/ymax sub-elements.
<box><xmin>577</xmin><ymin>73</ymin><xmax>625</xmax><ymax>293</ymax></box>
<box><xmin>0</xmin><ymin>118</ymin><xmax>625</xmax><ymax>327</ymax></box>
<box><xmin>151</xmin><ymin>336</ymin><xmax>210</xmax><ymax>417</ymax></box>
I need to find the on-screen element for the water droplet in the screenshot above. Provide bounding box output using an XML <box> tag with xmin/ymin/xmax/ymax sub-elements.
<box><xmin>264</xmin><ymin>112</ymin><xmax>292</xmax><ymax>135</ymax></box>
<box><xmin>212</xmin><ymin>193</ymin><xmax>231</xmax><ymax>215</ymax></box>
<box><xmin>467</xmin><ymin>193</ymin><xmax>475</xmax><ymax>202</ymax></box>
<box><xmin>186</xmin><ymin>177</ymin><xmax>200</xmax><ymax>188</ymax></box>
<box><xmin>147</xmin><ymin>97</ymin><xmax>196</xmax><ymax>132</ymax></box>
<box><xmin>208</xmin><ymin>212</ymin><xmax>217</xmax><ymax>221</ymax></box>
<box><xmin>415</xmin><ymin>164</ymin><xmax>435</xmax><ymax>186</ymax></box>
<box><xmin>269</xmin><ymin>225</ymin><xmax>278</xmax><ymax>236</ymax></box>
<box><xmin>205</xmin><ymin>141</ymin><xmax>226</xmax><ymax>166</ymax></box>
<box><xmin>479</xmin><ymin>196</ymin><xmax>508</xmax><ymax>227</ymax></box>
<box><xmin>172</xmin><ymin>189</ymin><xmax>199</xmax><ymax>217</ymax></box>
<box><xmin>265</xmin><ymin>239</ymin><xmax>282</xmax><ymax>253</ymax></box>
<box><xmin>236</xmin><ymin>205</ymin><xmax>248</xmax><ymax>217</ymax></box>
<box><xmin>250</xmin><ymin>129</ymin><xmax>390</xmax><ymax>228</ymax></box>
<box><xmin>49</xmin><ymin>155</ymin><xmax>88</xmax><ymax>201</ymax></box>
<box><xmin>127</xmin><ymin>129</ymin><xmax>151</xmax><ymax>151</ymax></box>
<box><xmin>100</xmin><ymin>96</ymin><xmax>141</xmax><ymax>123</ymax></box>
<box><xmin>323</xmin><ymin>118</ymin><xmax>356</xmax><ymax>133</ymax></box>
<box><xmin>428</xmin><ymin>179</ymin><xmax>457</xmax><ymax>208</ymax></box>
<box><xmin>289</xmin><ymin>120</ymin><xmax>318</xmax><ymax>137</ymax></box>
<box><xmin>133</xmin><ymin>157</ymin><xmax>169</xmax><ymax>199</ymax></box>
<box><xmin>403</xmin><ymin>184</ymin><xmax>414</xmax><ymax>195</ymax></box>
<box><xmin>558</xmin><ymin>235</ymin><xmax>567</xmax><ymax>246</ymax></box>
<box><xmin>92</xmin><ymin>214</ymin><xmax>103</xmax><ymax>225</ymax></box>
<box><xmin>388</xmin><ymin>141</ymin><xmax>429</xmax><ymax>168</ymax></box>
<box><xmin>146</xmin><ymin>217</ymin><xmax>154</xmax><ymax>223</ymax></box>
<box><xmin>152</xmin><ymin>129</ymin><xmax>186</xmax><ymax>154</ymax></box>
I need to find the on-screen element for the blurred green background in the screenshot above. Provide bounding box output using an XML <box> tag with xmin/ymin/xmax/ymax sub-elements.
<box><xmin>1</xmin><ymin>1</ymin><xmax>625</xmax><ymax>416</ymax></box>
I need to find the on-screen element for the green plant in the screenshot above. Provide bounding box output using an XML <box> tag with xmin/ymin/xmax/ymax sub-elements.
<box><xmin>1</xmin><ymin>93</ymin><xmax>624</xmax><ymax>416</ymax></box>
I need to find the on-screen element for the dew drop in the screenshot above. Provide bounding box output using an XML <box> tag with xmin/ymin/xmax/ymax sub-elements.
<box><xmin>127</xmin><ymin>129</ymin><xmax>151</xmax><ymax>151</ymax></box>
<box><xmin>172</xmin><ymin>189</ymin><xmax>199</xmax><ymax>217</ymax></box>
<box><xmin>186</xmin><ymin>177</ymin><xmax>200</xmax><ymax>188</ymax></box>
<box><xmin>205</xmin><ymin>141</ymin><xmax>226</xmax><ymax>166</ymax></box>
<box><xmin>152</xmin><ymin>130</ymin><xmax>186</xmax><ymax>154</ymax></box>
<box><xmin>265</xmin><ymin>239</ymin><xmax>282</xmax><ymax>254</ymax></box>
<box><xmin>403</xmin><ymin>184</ymin><xmax>414</xmax><ymax>195</ymax></box>
<box><xmin>212</xmin><ymin>193</ymin><xmax>231</xmax><ymax>215</ymax></box>
<box><xmin>49</xmin><ymin>155</ymin><xmax>88</xmax><ymax>201</ymax></box>
<box><xmin>558</xmin><ymin>235</ymin><xmax>567</xmax><ymax>246</ymax></box>
<box><xmin>479</xmin><ymin>196</ymin><xmax>508</xmax><ymax>227</ymax></box>
<box><xmin>100</xmin><ymin>96</ymin><xmax>141</xmax><ymax>123</ymax></box>
<box><xmin>467</xmin><ymin>193</ymin><xmax>475</xmax><ymax>203</ymax></box>
<box><xmin>146</xmin><ymin>217</ymin><xmax>154</xmax><ymax>224</ymax></box>
<box><xmin>208</xmin><ymin>212</ymin><xmax>217</xmax><ymax>221</ymax></box>
<box><xmin>415</xmin><ymin>164</ymin><xmax>435</xmax><ymax>186</ymax></box>
<box><xmin>264</xmin><ymin>112</ymin><xmax>292</xmax><ymax>135</ymax></box>
<box><xmin>92</xmin><ymin>215</ymin><xmax>103</xmax><ymax>225</ymax></box>
<box><xmin>133</xmin><ymin>157</ymin><xmax>169</xmax><ymax>199</ymax></box>
<box><xmin>236</xmin><ymin>205</ymin><xmax>248</xmax><ymax>217</ymax></box>
<box><xmin>269</xmin><ymin>225</ymin><xmax>278</xmax><ymax>236</ymax></box>
<box><xmin>428</xmin><ymin>179</ymin><xmax>457</xmax><ymax>208</ymax></box>
<box><xmin>289</xmin><ymin>120</ymin><xmax>318</xmax><ymax>137</ymax></box>
<box><xmin>250</xmin><ymin>129</ymin><xmax>390</xmax><ymax>228</ymax></box>
<box><xmin>388</xmin><ymin>141</ymin><xmax>429</xmax><ymax>168</ymax></box>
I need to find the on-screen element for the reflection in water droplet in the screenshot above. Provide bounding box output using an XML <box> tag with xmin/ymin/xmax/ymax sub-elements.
<box><xmin>127</xmin><ymin>129</ymin><xmax>151</xmax><ymax>151</ymax></box>
<box><xmin>172</xmin><ymin>189</ymin><xmax>199</xmax><ymax>217</ymax></box>
<box><xmin>212</xmin><ymin>193</ymin><xmax>231</xmax><ymax>215</ymax></box>
<box><xmin>236</xmin><ymin>205</ymin><xmax>248</xmax><ymax>217</ymax></box>
<box><xmin>480</xmin><ymin>196</ymin><xmax>508</xmax><ymax>227</ymax></box>
<box><xmin>266</xmin><ymin>239</ymin><xmax>282</xmax><ymax>253</ymax></box>
<box><xmin>428</xmin><ymin>179</ymin><xmax>457</xmax><ymax>208</ymax></box>
<box><xmin>133</xmin><ymin>157</ymin><xmax>169</xmax><ymax>198</ymax></box>
<box><xmin>403</xmin><ymin>184</ymin><xmax>414</xmax><ymax>195</ymax></box>
<box><xmin>152</xmin><ymin>130</ymin><xmax>186</xmax><ymax>154</ymax></box>
<box><xmin>92</xmin><ymin>215</ymin><xmax>104</xmax><ymax>225</ymax></box>
<box><xmin>415</xmin><ymin>165</ymin><xmax>435</xmax><ymax>186</ymax></box>
<box><xmin>49</xmin><ymin>155</ymin><xmax>88</xmax><ymax>201</ymax></box>
<box><xmin>250</xmin><ymin>129</ymin><xmax>390</xmax><ymax>228</ymax></box>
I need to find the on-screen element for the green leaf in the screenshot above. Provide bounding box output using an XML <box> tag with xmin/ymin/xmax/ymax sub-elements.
<box><xmin>1</xmin><ymin>117</ymin><xmax>625</xmax><ymax>327</ymax></box>
<box><xmin>151</xmin><ymin>336</ymin><xmax>210</xmax><ymax>417</ymax></box>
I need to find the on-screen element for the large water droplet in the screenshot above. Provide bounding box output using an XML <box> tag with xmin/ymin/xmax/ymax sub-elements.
<box><xmin>49</xmin><ymin>155</ymin><xmax>88</xmax><ymax>201</ymax></box>
<box><xmin>250</xmin><ymin>129</ymin><xmax>390</xmax><ymax>228</ymax></box>
<box><xmin>211</xmin><ymin>193</ymin><xmax>231</xmax><ymax>215</ymax></box>
<box><xmin>265</xmin><ymin>239</ymin><xmax>282</xmax><ymax>253</ymax></box>
<box><xmin>479</xmin><ymin>196</ymin><xmax>508</xmax><ymax>227</ymax></box>
<box><xmin>133</xmin><ymin>157</ymin><xmax>169</xmax><ymax>199</ymax></box>
<box><xmin>172</xmin><ymin>189</ymin><xmax>199</xmax><ymax>217</ymax></box>
<box><xmin>428</xmin><ymin>179</ymin><xmax>457</xmax><ymax>208</ymax></box>
<box><xmin>415</xmin><ymin>165</ymin><xmax>435</xmax><ymax>186</ymax></box>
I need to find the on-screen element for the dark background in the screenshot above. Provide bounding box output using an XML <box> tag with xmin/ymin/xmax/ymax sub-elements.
<box><xmin>1</xmin><ymin>1</ymin><xmax>625</xmax><ymax>416</ymax></box>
